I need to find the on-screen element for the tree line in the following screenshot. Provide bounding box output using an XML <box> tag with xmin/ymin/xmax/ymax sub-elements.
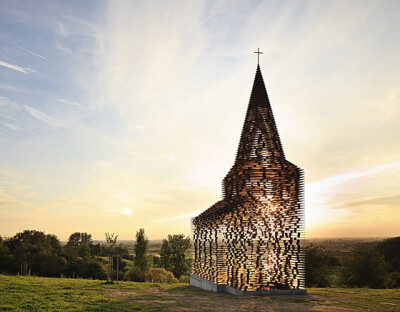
<box><xmin>0</xmin><ymin>229</ymin><xmax>191</xmax><ymax>283</ymax></box>
<box><xmin>1</xmin><ymin>230</ymin><xmax>398</xmax><ymax>288</ymax></box>
<box><xmin>305</xmin><ymin>237</ymin><xmax>400</xmax><ymax>288</ymax></box>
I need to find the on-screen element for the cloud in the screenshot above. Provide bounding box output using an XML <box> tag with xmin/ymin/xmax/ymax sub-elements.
<box><xmin>57</xmin><ymin>98</ymin><xmax>81</xmax><ymax>106</ymax></box>
<box><xmin>0</xmin><ymin>96</ymin><xmax>19</xmax><ymax>109</ymax></box>
<box><xmin>2</xmin><ymin>122</ymin><xmax>22</xmax><ymax>131</ymax></box>
<box><xmin>0</xmin><ymin>187</ymin><xmax>38</xmax><ymax>214</ymax></box>
<box><xmin>0</xmin><ymin>60</ymin><xmax>35</xmax><ymax>74</ymax></box>
<box><xmin>8</xmin><ymin>42</ymin><xmax>46</xmax><ymax>59</ymax></box>
<box><xmin>0</xmin><ymin>84</ymin><xmax>23</xmax><ymax>92</ymax></box>
<box><xmin>307</xmin><ymin>161</ymin><xmax>400</xmax><ymax>196</ymax></box>
<box><xmin>23</xmin><ymin>105</ymin><xmax>53</xmax><ymax>125</ymax></box>
<box><xmin>333</xmin><ymin>195</ymin><xmax>400</xmax><ymax>209</ymax></box>
<box><xmin>0</xmin><ymin>1</ymin><xmax>399</xmax><ymax>239</ymax></box>
<box><xmin>306</xmin><ymin>160</ymin><xmax>400</xmax><ymax>235</ymax></box>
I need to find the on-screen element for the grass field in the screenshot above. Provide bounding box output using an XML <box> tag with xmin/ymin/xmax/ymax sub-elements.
<box><xmin>0</xmin><ymin>275</ymin><xmax>399</xmax><ymax>311</ymax></box>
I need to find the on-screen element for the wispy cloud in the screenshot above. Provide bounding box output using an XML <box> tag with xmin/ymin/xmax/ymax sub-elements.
<box><xmin>57</xmin><ymin>98</ymin><xmax>81</xmax><ymax>106</ymax></box>
<box><xmin>0</xmin><ymin>96</ymin><xmax>20</xmax><ymax>109</ymax></box>
<box><xmin>0</xmin><ymin>60</ymin><xmax>35</xmax><ymax>74</ymax></box>
<box><xmin>0</xmin><ymin>112</ymin><xmax>17</xmax><ymax>122</ymax></box>
<box><xmin>332</xmin><ymin>194</ymin><xmax>400</xmax><ymax>209</ymax></box>
<box><xmin>0</xmin><ymin>83</ymin><xmax>23</xmax><ymax>92</ymax></box>
<box><xmin>23</xmin><ymin>105</ymin><xmax>53</xmax><ymax>125</ymax></box>
<box><xmin>307</xmin><ymin>161</ymin><xmax>400</xmax><ymax>195</ymax></box>
<box><xmin>8</xmin><ymin>42</ymin><xmax>46</xmax><ymax>59</ymax></box>
<box><xmin>306</xmin><ymin>160</ymin><xmax>400</xmax><ymax>235</ymax></box>
<box><xmin>2</xmin><ymin>122</ymin><xmax>22</xmax><ymax>131</ymax></box>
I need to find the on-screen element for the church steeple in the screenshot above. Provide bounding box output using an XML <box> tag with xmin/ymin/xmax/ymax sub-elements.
<box><xmin>235</xmin><ymin>65</ymin><xmax>285</xmax><ymax>164</ymax></box>
<box><xmin>192</xmin><ymin>55</ymin><xmax>305</xmax><ymax>293</ymax></box>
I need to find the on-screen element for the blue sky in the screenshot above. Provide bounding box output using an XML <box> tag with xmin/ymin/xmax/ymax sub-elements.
<box><xmin>0</xmin><ymin>0</ymin><xmax>400</xmax><ymax>240</ymax></box>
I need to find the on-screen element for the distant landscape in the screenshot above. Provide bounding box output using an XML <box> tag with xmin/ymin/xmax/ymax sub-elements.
<box><xmin>3</xmin><ymin>235</ymin><xmax>398</xmax><ymax>311</ymax></box>
<box><xmin>85</xmin><ymin>237</ymin><xmax>387</xmax><ymax>256</ymax></box>
<box><xmin>1</xmin><ymin>230</ymin><xmax>399</xmax><ymax>289</ymax></box>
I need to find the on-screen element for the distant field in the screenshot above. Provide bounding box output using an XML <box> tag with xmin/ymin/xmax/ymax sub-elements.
<box><xmin>0</xmin><ymin>275</ymin><xmax>399</xmax><ymax>311</ymax></box>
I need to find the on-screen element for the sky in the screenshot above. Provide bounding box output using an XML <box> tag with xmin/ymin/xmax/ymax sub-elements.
<box><xmin>0</xmin><ymin>0</ymin><xmax>399</xmax><ymax>240</ymax></box>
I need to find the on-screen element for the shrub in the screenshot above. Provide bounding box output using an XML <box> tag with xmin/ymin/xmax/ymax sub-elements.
<box><xmin>145</xmin><ymin>268</ymin><xmax>178</xmax><ymax>283</ymax></box>
<box><xmin>179</xmin><ymin>275</ymin><xmax>190</xmax><ymax>283</ymax></box>
<box><xmin>82</xmin><ymin>258</ymin><xmax>107</xmax><ymax>280</ymax></box>
<box><xmin>383</xmin><ymin>272</ymin><xmax>400</xmax><ymax>289</ymax></box>
<box><xmin>125</xmin><ymin>266</ymin><xmax>145</xmax><ymax>282</ymax></box>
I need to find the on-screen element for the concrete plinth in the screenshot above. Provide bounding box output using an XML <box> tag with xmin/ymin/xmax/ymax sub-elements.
<box><xmin>190</xmin><ymin>274</ymin><xmax>307</xmax><ymax>295</ymax></box>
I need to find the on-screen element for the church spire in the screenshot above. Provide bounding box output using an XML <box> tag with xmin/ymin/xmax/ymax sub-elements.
<box><xmin>235</xmin><ymin>65</ymin><xmax>285</xmax><ymax>164</ymax></box>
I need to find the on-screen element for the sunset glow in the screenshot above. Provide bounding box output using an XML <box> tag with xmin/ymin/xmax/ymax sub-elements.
<box><xmin>0</xmin><ymin>1</ymin><xmax>399</xmax><ymax>240</ymax></box>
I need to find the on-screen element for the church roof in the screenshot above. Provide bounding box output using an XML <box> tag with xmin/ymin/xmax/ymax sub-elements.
<box><xmin>234</xmin><ymin>65</ymin><xmax>285</xmax><ymax>163</ymax></box>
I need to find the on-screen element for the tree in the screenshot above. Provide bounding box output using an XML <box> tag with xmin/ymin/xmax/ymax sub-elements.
<box><xmin>305</xmin><ymin>244</ymin><xmax>339</xmax><ymax>287</ymax></box>
<box><xmin>341</xmin><ymin>246</ymin><xmax>388</xmax><ymax>288</ymax></box>
<box><xmin>133</xmin><ymin>228</ymin><xmax>150</xmax><ymax>281</ymax></box>
<box><xmin>89</xmin><ymin>243</ymin><xmax>102</xmax><ymax>256</ymax></box>
<box><xmin>64</xmin><ymin>256</ymin><xmax>84</xmax><ymax>278</ymax></box>
<box><xmin>66</xmin><ymin>232</ymin><xmax>93</xmax><ymax>257</ymax></box>
<box><xmin>159</xmin><ymin>234</ymin><xmax>191</xmax><ymax>279</ymax></box>
<box><xmin>105</xmin><ymin>232</ymin><xmax>118</xmax><ymax>250</ymax></box>
<box><xmin>105</xmin><ymin>232</ymin><xmax>119</xmax><ymax>282</ymax></box>
<box><xmin>82</xmin><ymin>258</ymin><xmax>107</xmax><ymax>280</ymax></box>
<box><xmin>67</xmin><ymin>232</ymin><xmax>93</xmax><ymax>247</ymax></box>
<box><xmin>377</xmin><ymin>237</ymin><xmax>400</xmax><ymax>272</ymax></box>
<box><xmin>151</xmin><ymin>254</ymin><xmax>161</xmax><ymax>267</ymax></box>
<box><xmin>0</xmin><ymin>236</ymin><xmax>13</xmax><ymax>273</ymax></box>
<box><xmin>67</xmin><ymin>232</ymin><xmax>81</xmax><ymax>247</ymax></box>
<box><xmin>4</xmin><ymin>230</ymin><xmax>65</xmax><ymax>277</ymax></box>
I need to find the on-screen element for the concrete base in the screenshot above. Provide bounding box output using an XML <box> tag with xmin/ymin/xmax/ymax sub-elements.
<box><xmin>190</xmin><ymin>274</ymin><xmax>307</xmax><ymax>295</ymax></box>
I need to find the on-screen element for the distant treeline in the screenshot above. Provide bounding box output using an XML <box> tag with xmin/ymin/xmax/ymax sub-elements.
<box><xmin>305</xmin><ymin>237</ymin><xmax>400</xmax><ymax>288</ymax></box>
<box><xmin>0</xmin><ymin>229</ymin><xmax>191</xmax><ymax>283</ymax></box>
<box><xmin>1</xmin><ymin>231</ymin><xmax>399</xmax><ymax>288</ymax></box>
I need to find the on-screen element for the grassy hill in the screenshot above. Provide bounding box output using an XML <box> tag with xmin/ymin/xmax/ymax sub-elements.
<box><xmin>0</xmin><ymin>275</ymin><xmax>399</xmax><ymax>311</ymax></box>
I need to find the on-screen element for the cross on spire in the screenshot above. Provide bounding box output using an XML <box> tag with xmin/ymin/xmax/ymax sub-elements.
<box><xmin>254</xmin><ymin>48</ymin><xmax>263</xmax><ymax>65</ymax></box>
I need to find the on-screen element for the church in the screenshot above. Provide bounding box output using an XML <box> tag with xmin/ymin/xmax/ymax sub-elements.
<box><xmin>190</xmin><ymin>54</ymin><xmax>306</xmax><ymax>295</ymax></box>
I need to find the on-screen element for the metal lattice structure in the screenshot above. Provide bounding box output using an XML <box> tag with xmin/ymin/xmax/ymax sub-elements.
<box><xmin>191</xmin><ymin>64</ymin><xmax>305</xmax><ymax>292</ymax></box>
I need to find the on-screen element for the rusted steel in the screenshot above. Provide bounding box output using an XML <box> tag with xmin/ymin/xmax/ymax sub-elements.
<box><xmin>192</xmin><ymin>65</ymin><xmax>305</xmax><ymax>291</ymax></box>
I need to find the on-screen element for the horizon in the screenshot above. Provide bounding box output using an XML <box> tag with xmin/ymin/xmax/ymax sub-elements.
<box><xmin>1</xmin><ymin>0</ymin><xmax>400</xmax><ymax>240</ymax></box>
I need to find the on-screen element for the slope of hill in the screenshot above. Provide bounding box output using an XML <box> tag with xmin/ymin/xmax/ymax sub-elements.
<box><xmin>0</xmin><ymin>275</ymin><xmax>399</xmax><ymax>311</ymax></box>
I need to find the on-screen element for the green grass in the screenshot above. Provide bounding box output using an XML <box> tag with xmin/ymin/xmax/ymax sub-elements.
<box><xmin>96</xmin><ymin>256</ymin><xmax>134</xmax><ymax>268</ymax></box>
<box><xmin>0</xmin><ymin>275</ymin><xmax>399</xmax><ymax>311</ymax></box>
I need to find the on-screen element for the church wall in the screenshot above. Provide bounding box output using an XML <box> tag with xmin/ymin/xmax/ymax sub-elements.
<box><xmin>192</xmin><ymin>164</ymin><xmax>305</xmax><ymax>291</ymax></box>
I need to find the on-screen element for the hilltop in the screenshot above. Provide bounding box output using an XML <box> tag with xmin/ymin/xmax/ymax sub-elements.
<box><xmin>0</xmin><ymin>275</ymin><xmax>399</xmax><ymax>311</ymax></box>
